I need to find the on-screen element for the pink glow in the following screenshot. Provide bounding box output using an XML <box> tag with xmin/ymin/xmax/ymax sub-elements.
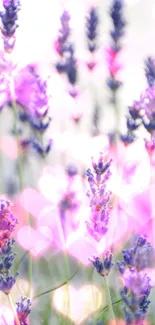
<box><xmin>0</xmin><ymin>306</ymin><xmax>14</xmax><ymax>325</ymax></box>
<box><xmin>0</xmin><ymin>136</ymin><xmax>18</xmax><ymax>160</ymax></box>
<box><xmin>17</xmin><ymin>225</ymin><xmax>52</xmax><ymax>257</ymax></box>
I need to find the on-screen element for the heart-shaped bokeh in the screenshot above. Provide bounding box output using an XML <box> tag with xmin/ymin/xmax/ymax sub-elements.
<box><xmin>52</xmin><ymin>284</ymin><xmax>103</xmax><ymax>324</ymax></box>
<box><xmin>17</xmin><ymin>225</ymin><xmax>52</xmax><ymax>257</ymax></box>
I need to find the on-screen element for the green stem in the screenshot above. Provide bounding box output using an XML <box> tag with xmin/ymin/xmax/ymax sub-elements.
<box><xmin>10</xmin><ymin>80</ymin><xmax>33</xmax><ymax>298</ymax></box>
<box><xmin>12</xmin><ymin>100</ymin><xmax>23</xmax><ymax>191</ymax></box>
<box><xmin>7</xmin><ymin>293</ymin><xmax>20</xmax><ymax>325</ymax></box>
<box><xmin>103</xmin><ymin>276</ymin><xmax>116</xmax><ymax>325</ymax></box>
<box><xmin>27</xmin><ymin>251</ymin><xmax>32</xmax><ymax>298</ymax></box>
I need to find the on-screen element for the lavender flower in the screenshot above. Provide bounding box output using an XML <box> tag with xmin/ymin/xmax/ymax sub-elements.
<box><xmin>59</xmin><ymin>191</ymin><xmax>79</xmax><ymax>214</ymax></box>
<box><xmin>118</xmin><ymin>235</ymin><xmax>153</xmax><ymax>272</ymax></box>
<box><xmin>66</xmin><ymin>164</ymin><xmax>78</xmax><ymax>177</ymax></box>
<box><xmin>55</xmin><ymin>10</ymin><xmax>71</xmax><ymax>56</ymax></box>
<box><xmin>145</xmin><ymin>57</ymin><xmax>155</xmax><ymax>87</ymax></box>
<box><xmin>0</xmin><ymin>0</ymin><xmax>21</xmax><ymax>52</ymax></box>
<box><xmin>141</xmin><ymin>87</ymin><xmax>155</xmax><ymax>132</ymax></box>
<box><xmin>30</xmin><ymin>138</ymin><xmax>53</xmax><ymax>156</ymax></box>
<box><xmin>120</xmin><ymin>132</ymin><xmax>135</xmax><ymax>147</ymax></box>
<box><xmin>109</xmin><ymin>0</ymin><xmax>126</xmax><ymax>50</ymax></box>
<box><xmin>86</xmin><ymin>7</ymin><xmax>99</xmax><ymax>53</ymax></box>
<box><xmin>0</xmin><ymin>238</ymin><xmax>16</xmax><ymax>272</ymax></box>
<box><xmin>124</xmin><ymin>86</ymin><xmax>155</xmax><ymax>148</ymax></box>
<box><xmin>90</xmin><ymin>251</ymin><xmax>113</xmax><ymax>276</ymax></box>
<box><xmin>118</xmin><ymin>236</ymin><xmax>153</xmax><ymax>324</ymax></box>
<box><xmin>55</xmin><ymin>11</ymin><xmax>78</xmax><ymax>96</ymax></box>
<box><xmin>0</xmin><ymin>199</ymin><xmax>17</xmax><ymax>247</ymax></box>
<box><xmin>121</xmin><ymin>93</ymin><xmax>147</xmax><ymax>146</ymax></box>
<box><xmin>16</xmin><ymin>67</ymin><xmax>50</xmax><ymax>120</ymax></box>
<box><xmin>16</xmin><ymin>296</ymin><xmax>32</xmax><ymax>325</ymax></box>
<box><xmin>86</xmin><ymin>153</ymin><xmax>112</xmax><ymax>242</ymax></box>
<box><xmin>0</xmin><ymin>208</ymin><xmax>19</xmax><ymax>295</ymax></box>
<box><xmin>65</xmin><ymin>45</ymin><xmax>77</xmax><ymax>87</ymax></box>
<box><xmin>106</xmin><ymin>0</ymin><xmax>126</xmax><ymax>107</ymax></box>
<box><xmin>0</xmin><ymin>271</ymin><xmax>19</xmax><ymax>294</ymax></box>
<box><xmin>14</xmin><ymin>66</ymin><xmax>52</xmax><ymax>156</ymax></box>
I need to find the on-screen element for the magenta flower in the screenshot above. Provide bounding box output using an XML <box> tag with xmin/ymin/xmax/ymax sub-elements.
<box><xmin>14</xmin><ymin>66</ymin><xmax>49</xmax><ymax>118</ymax></box>
<box><xmin>106</xmin><ymin>47</ymin><xmax>123</xmax><ymax>77</ymax></box>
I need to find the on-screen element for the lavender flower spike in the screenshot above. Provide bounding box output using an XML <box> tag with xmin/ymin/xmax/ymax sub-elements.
<box><xmin>0</xmin><ymin>199</ymin><xmax>17</xmax><ymax>248</ymax></box>
<box><xmin>145</xmin><ymin>57</ymin><xmax>155</xmax><ymax>87</ymax></box>
<box><xmin>86</xmin><ymin>7</ymin><xmax>99</xmax><ymax>53</ymax></box>
<box><xmin>16</xmin><ymin>296</ymin><xmax>32</xmax><ymax>325</ymax></box>
<box><xmin>118</xmin><ymin>236</ymin><xmax>153</xmax><ymax>324</ymax></box>
<box><xmin>86</xmin><ymin>153</ymin><xmax>112</xmax><ymax>242</ymax></box>
<box><xmin>109</xmin><ymin>0</ymin><xmax>126</xmax><ymax>50</ymax></box>
<box><xmin>0</xmin><ymin>0</ymin><xmax>21</xmax><ymax>52</ymax></box>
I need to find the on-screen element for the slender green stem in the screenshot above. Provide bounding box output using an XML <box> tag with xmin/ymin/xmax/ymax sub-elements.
<box><xmin>27</xmin><ymin>251</ymin><xmax>32</xmax><ymax>298</ymax></box>
<box><xmin>10</xmin><ymin>79</ymin><xmax>33</xmax><ymax>297</ymax></box>
<box><xmin>32</xmin><ymin>265</ymin><xmax>79</xmax><ymax>301</ymax></box>
<box><xmin>7</xmin><ymin>293</ymin><xmax>20</xmax><ymax>325</ymax></box>
<box><xmin>11</xmin><ymin>100</ymin><xmax>23</xmax><ymax>191</ymax></box>
<box><xmin>103</xmin><ymin>276</ymin><xmax>116</xmax><ymax>325</ymax></box>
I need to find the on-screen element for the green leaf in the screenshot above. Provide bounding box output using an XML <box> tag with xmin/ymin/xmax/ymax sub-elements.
<box><xmin>32</xmin><ymin>265</ymin><xmax>79</xmax><ymax>301</ymax></box>
<box><xmin>95</xmin><ymin>297</ymin><xmax>124</xmax><ymax>322</ymax></box>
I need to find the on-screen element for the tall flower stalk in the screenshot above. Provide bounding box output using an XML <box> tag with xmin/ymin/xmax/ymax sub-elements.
<box><xmin>85</xmin><ymin>7</ymin><xmax>100</xmax><ymax>135</ymax></box>
<box><xmin>90</xmin><ymin>252</ymin><xmax>116</xmax><ymax>324</ymax></box>
<box><xmin>0</xmin><ymin>0</ymin><xmax>23</xmax><ymax>191</ymax></box>
<box><xmin>106</xmin><ymin>0</ymin><xmax>126</xmax><ymax>142</ymax></box>
<box><xmin>86</xmin><ymin>154</ymin><xmax>116</xmax><ymax>324</ymax></box>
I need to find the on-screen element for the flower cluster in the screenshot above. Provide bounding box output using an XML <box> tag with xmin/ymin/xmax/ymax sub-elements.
<box><xmin>0</xmin><ymin>0</ymin><xmax>21</xmax><ymax>52</ymax></box>
<box><xmin>86</xmin><ymin>153</ymin><xmax>112</xmax><ymax>242</ymax></box>
<box><xmin>118</xmin><ymin>236</ymin><xmax>153</xmax><ymax>324</ymax></box>
<box><xmin>90</xmin><ymin>251</ymin><xmax>113</xmax><ymax>276</ymax></box>
<box><xmin>106</xmin><ymin>0</ymin><xmax>126</xmax><ymax>96</ymax></box>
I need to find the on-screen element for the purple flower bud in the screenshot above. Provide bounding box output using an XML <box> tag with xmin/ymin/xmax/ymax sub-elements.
<box><xmin>89</xmin><ymin>251</ymin><xmax>113</xmax><ymax>276</ymax></box>
<box><xmin>16</xmin><ymin>296</ymin><xmax>32</xmax><ymax>325</ymax></box>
